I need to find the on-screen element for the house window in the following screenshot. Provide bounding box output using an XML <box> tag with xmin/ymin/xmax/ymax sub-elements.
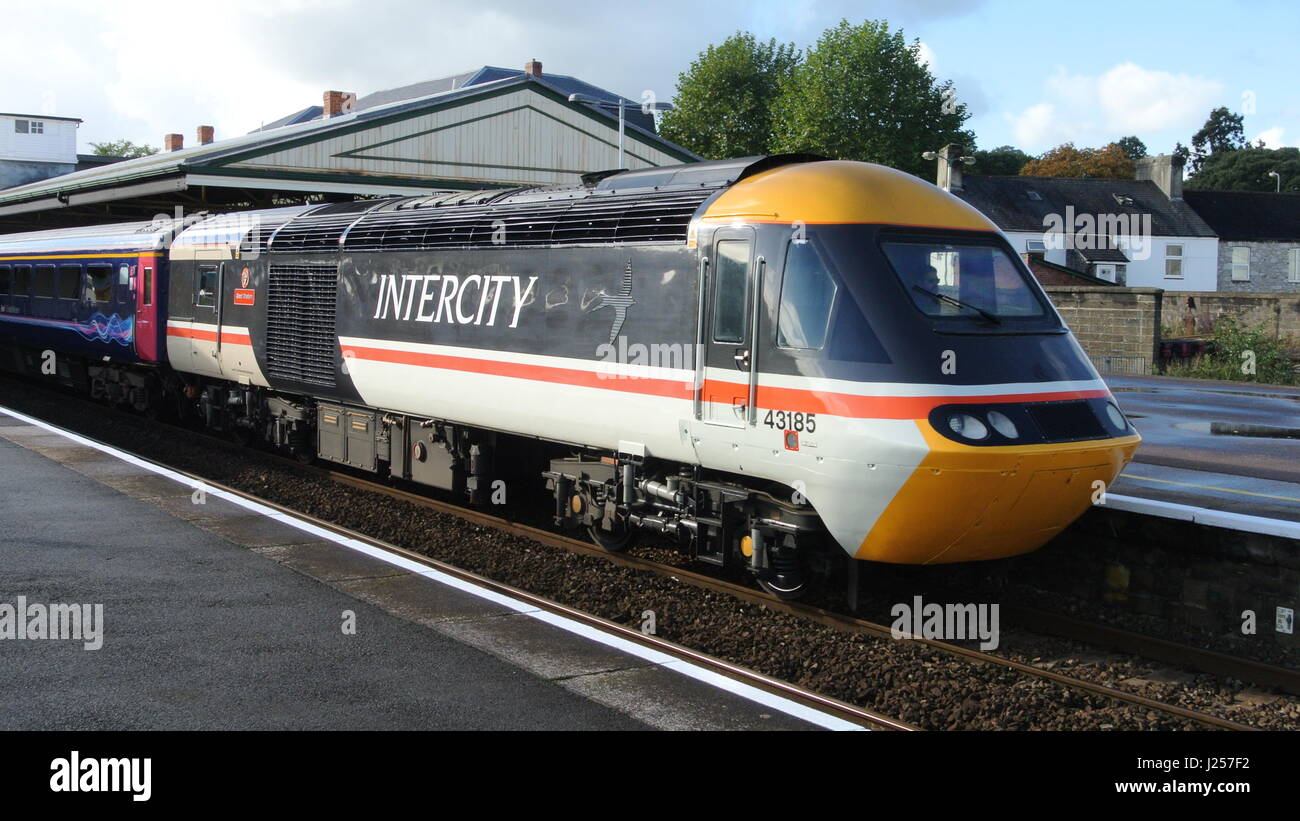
<box><xmin>1290</xmin><ymin>249</ymin><xmax>1300</xmax><ymax>283</ymax></box>
<box><xmin>1165</xmin><ymin>244</ymin><xmax>1184</xmax><ymax>278</ymax></box>
<box><xmin>14</xmin><ymin>119</ymin><xmax>42</xmax><ymax>134</ymax></box>
<box><xmin>1230</xmin><ymin>247</ymin><xmax>1251</xmax><ymax>282</ymax></box>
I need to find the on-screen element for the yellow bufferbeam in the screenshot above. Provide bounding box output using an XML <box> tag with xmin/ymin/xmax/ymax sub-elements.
<box><xmin>700</xmin><ymin>160</ymin><xmax>1000</xmax><ymax>231</ymax></box>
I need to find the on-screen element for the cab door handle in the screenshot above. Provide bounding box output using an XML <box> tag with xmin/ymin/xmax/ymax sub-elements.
<box><xmin>733</xmin><ymin>349</ymin><xmax>750</xmax><ymax>370</ymax></box>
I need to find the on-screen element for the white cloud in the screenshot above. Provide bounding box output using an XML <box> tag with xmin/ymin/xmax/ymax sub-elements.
<box><xmin>1252</xmin><ymin>126</ymin><xmax>1287</xmax><ymax>148</ymax></box>
<box><xmin>917</xmin><ymin>41</ymin><xmax>937</xmax><ymax>69</ymax></box>
<box><xmin>1004</xmin><ymin>62</ymin><xmax>1223</xmax><ymax>152</ymax></box>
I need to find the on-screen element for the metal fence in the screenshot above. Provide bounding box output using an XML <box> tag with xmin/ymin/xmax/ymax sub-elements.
<box><xmin>1090</xmin><ymin>355</ymin><xmax>1150</xmax><ymax>376</ymax></box>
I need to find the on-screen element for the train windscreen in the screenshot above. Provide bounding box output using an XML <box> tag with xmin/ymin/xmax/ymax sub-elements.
<box><xmin>881</xmin><ymin>239</ymin><xmax>1047</xmax><ymax>324</ymax></box>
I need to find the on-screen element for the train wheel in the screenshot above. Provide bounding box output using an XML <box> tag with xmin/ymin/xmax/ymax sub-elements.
<box><xmin>755</xmin><ymin>543</ymin><xmax>826</xmax><ymax>601</ymax></box>
<box><xmin>588</xmin><ymin>513</ymin><xmax>634</xmax><ymax>552</ymax></box>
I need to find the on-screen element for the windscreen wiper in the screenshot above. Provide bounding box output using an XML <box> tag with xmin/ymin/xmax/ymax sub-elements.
<box><xmin>912</xmin><ymin>285</ymin><xmax>1001</xmax><ymax>324</ymax></box>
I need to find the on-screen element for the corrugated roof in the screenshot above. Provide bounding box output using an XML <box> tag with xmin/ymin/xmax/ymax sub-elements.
<box><xmin>955</xmin><ymin>175</ymin><xmax>1216</xmax><ymax>238</ymax></box>
<box><xmin>0</xmin><ymin>75</ymin><xmax>698</xmax><ymax>210</ymax></box>
<box><xmin>249</xmin><ymin>105</ymin><xmax>324</xmax><ymax>133</ymax></box>
<box><xmin>1183</xmin><ymin>189</ymin><xmax>1300</xmax><ymax>241</ymax></box>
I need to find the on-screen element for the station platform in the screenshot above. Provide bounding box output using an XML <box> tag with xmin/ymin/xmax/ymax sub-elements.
<box><xmin>1106</xmin><ymin>375</ymin><xmax>1300</xmax><ymax>523</ymax></box>
<box><xmin>0</xmin><ymin>411</ymin><xmax>822</xmax><ymax>731</ymax></box>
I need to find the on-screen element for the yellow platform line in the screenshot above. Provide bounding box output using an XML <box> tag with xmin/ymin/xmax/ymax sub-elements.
<box><xmin>1119</xmin><ymin>472</ymin><xmax>1300</xmax><ymax>503</ymax></box>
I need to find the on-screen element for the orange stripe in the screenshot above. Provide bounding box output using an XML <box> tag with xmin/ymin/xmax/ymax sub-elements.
<box><xmin>166</xmin><ymin>326</ymin><xmax>252</xmax><ymax>346</ymax></box>
<box><xmin>341</xmin><ymin>343</ymin><xmax>1108</xmax><ymax>420</ymax></box>
<box><xmin>342</xmin><ymin>343</ymin><xmax>694</xmax><ymax>399</ymax></box>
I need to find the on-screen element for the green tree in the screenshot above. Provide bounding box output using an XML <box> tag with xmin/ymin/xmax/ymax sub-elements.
<box><xmin>659</xmin><ymin>32</ymin><xmax>800</xmax><ymax>159</ymax></box>
<box><xmin>770</xmin><ymin>19</ymin><xmax>973</xmax><ymax>178</ymax></box>
<box><xmin>1185</xmin><ymin>145</ymin><xmax>1300</xmax><ymax>192</ymax></box>
<box><xmin>971</xmin><ymin>145</ymin><xmax>1031</xmax><ymax>175</ymax></box>
<box><xmin>1116</xmin><ymin>135</ymin><xmax>1147</xmax><ymax>161</ymax></box>
<box><xmin>88</xmin><ymin>139</ymin><xmax>158</xmax><ymax>159</ymax></box>
<box><xmin>1189</xmin><ymin>107</ymin><xmax>1245</xmax><ymax>172</ymax></box>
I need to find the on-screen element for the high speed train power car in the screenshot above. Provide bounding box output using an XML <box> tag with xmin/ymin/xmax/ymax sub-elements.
<box><xmin>0</xmin><ymin>155</ymin><xmax>1140</xmax><ymax>597</ymax></box>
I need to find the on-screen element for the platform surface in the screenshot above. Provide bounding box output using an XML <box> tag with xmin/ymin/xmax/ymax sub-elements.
<box><xmin>0</xmin><ymin>413</ymin><xmax>817</xmax><ymax>731</ymax></box>
<box><xmin>1106</xmin><ymin>375</ymin><xmax>1300</xmax><ymax>522</ymax></box>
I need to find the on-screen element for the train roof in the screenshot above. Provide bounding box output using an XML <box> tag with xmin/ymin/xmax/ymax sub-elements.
<box><xmin>227</xmin><ymin>155</ymin><xmax>833</xmax><ymax>255</ymax></box>
<box><xmin>0</xmin><ymin>219</ymin><xmax>184</xmax><ymax>257</ymax></box>
<box><xmin>0</xmin><ymin>156</ymin><xmax>1000</xmax><ymax>259</ymax></box>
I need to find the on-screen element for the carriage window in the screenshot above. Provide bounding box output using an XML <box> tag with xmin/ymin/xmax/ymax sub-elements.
<box><xmin>196</xmin><ymin>266</ymin><xmax>217</xmax><ymax>307</ymax></box>
<box><xmin>34</xmin><ymin>265</ymin><xmax>56</xmax><ymax>297</ymax></box>
<box><xmin>15</xmin><ymin>265</ymin><xmax>31</xmax><ymax>296</ymax></box>
<box><xmin>87</xmin><ymin>265</ymin><xmax>114</xmax><ymax>302</ymax></box>
<box><xmin>777</xmin><ymin>240</ymin><xmax>836</xmax><ymax>350</ymax></box>
<box><xmin>143</xmin><ymin>267</ymin><xmax>153</xmax><ymax>306</ymax></box>
<box><xmin>0</xmin><ymin>266</ymin><xmax>10</xmax><ymax>295</ymax></box>
<box><xmin>712</xmin><ymin>240</ymin><xmax>750</xmax><ymax>343</ymax></box>
<box><xmin>59</xmin><ymin>265</ymin><xmax>81</xmax><ymax>300</ymax></box>
<box><xmin>119</xmin><ymin>264</ymin><xmax>130</xmax><ymax>285</ymax></box>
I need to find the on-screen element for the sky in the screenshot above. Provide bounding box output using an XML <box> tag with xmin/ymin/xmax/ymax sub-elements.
<box><xmin>1</xmin><ymin>0</ymin><xmax>1296</xmax><ymax>159</ymax></box>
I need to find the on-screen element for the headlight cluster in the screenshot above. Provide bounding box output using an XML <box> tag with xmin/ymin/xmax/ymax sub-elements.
<box><xmin>947</xmin><ymin>411</ymin><xmax>1019</xmax><ymax>441</ymax></box>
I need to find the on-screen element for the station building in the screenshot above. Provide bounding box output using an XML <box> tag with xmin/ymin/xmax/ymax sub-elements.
<box><xmin>0</xmin><ymin>61</ymin><xmax>699</xmax><ymax>233</ymax></box>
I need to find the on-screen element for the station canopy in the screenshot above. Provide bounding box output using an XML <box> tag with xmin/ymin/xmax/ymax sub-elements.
<box><xmin>0</xmin><ymin>72</ymin><xmax>698</xmax><ymax>233</ymax></box>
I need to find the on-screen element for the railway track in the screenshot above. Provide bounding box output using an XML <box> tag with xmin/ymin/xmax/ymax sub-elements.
<box><xmin>3</xmin><ymin>377</ymin><xmax>1295</xmax><ymax>730</ymax></box>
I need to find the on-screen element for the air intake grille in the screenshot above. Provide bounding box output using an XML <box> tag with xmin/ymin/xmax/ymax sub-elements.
<box><xmin>265</xmin><ymin>264</ymin><xmax>339</xmax><ymax>387</ymax></box>
<box><xmin>341</xmin><ymin>190</ymin><xmax>711</xmax><ymax>252</ymax></box>
<box><xmin>1026</xmin><ymin>401</ymin><xmax>1105</xmax><ymax>441</ymax></box>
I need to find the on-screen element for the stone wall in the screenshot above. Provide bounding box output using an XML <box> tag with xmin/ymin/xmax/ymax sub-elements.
<box><xmin>1215</xmin><ymin>240</ymin><xmax>1300</xmax><ymax>293</ymax></box>
<box><xmin>1043</xmin><ymin>285</ymin><xmax>1163</xmax><ymax>374</ymax></box>
<box><xmin>1162</xmin><ymin>291</ymin><xmax>1300</xmax><ymax>339</ymax></box>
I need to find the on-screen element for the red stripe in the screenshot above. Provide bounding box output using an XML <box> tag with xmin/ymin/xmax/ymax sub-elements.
<box><xmin>166</xmin><ymin>326</ymin><xmax>252</xmax><ymax>346</ymax></box>
<box><xmin>341</xmin><ymin>343</ymin><xmax>1108</xmax><ymax>420</ymax></box>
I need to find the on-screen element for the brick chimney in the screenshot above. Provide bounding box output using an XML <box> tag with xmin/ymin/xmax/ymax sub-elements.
<box><xmin>1136</xmin><ymin>154</ymin><xmax>1185</xmax><ymax>201</ymax></box>
<box><xmin>936</xmin><ymin>144</ymin><xmax>965</xmax><ymax>192</ymax></box>
<box><xmin>197</xmin><ymin>125</ymin><xmax>214</xmax><ymax>145</ymax></box>
<box><xmin>164</xmin><ymin>133</ymin><xmax>183</xmax><ymax>152</ymax></box>
<box><xmin>323</xmin><ymin>90</ymin><xmax>356</xmax><ymax>118</ymax></box>
<box><xmin>524</xmin><ymin>59</ymin><xmax>543</xmax><ymax>78</ymax></box>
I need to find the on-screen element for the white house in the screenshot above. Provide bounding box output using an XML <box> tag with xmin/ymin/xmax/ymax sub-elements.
<box><xmin>0</xmin><ymin>112</ymin><xmax>81</xmax><ymax>189</ymax></box>
<box><xmin>932</xmin><ymin>149</ymin><xmax>1219</xmax><ymax>291</ymax></box>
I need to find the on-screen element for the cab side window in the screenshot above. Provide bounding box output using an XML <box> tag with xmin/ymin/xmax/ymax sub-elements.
<box><xmin>195</xmin><ymin>266</ymin><xmax>218</xmax><ymax>307</ymax></box>
<box><xmin>0</xmin><ymin>266</ymin><xmax>10</xmax><ymax>297</ymax></box>
<box><xmin>777</xmin><ymin>240</ymin><xmax>837</xmax><ymax>350</ymax></box>
<box><xmin>712</xmin><ymin>240</ymin><xmax>750</xmax><ymax>343</ymax></box>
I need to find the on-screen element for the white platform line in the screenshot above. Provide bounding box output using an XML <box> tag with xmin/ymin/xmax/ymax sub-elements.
<box><xmin>0</xmin><ymin>404</ymin><xmax>865</xmax><ymax>731</ymax></box>
<box><xmin>1101</xmin><ymin>493</ymin><xmax>1300</xmax><ymax>539</ymax></box>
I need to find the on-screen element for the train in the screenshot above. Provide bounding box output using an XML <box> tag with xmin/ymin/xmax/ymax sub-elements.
<box><xmin>0</xmin><ymin>154</ymin><xmax>1140</xmax><ymax>598</ymax></box>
